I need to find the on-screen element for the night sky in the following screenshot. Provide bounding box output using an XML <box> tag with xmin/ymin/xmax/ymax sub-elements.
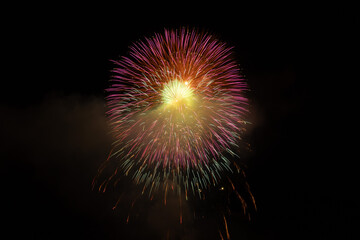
<box><xmin>2</xmin><ymin>4</ymin><xmax>353</xmax><ymax>240</ymax></box>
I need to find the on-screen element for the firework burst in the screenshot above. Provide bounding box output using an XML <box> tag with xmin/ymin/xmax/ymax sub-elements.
<box><xmin>95</xmin><ymin>28</ymin><xmax>249</xmax><ymax>200</ymax></box>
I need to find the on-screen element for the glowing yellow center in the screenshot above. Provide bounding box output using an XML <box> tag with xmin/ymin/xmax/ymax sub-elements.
<box><xmin>161</xmin><ymin>80</ymin><xmax>193</xmax><ymax>105</ymax></box>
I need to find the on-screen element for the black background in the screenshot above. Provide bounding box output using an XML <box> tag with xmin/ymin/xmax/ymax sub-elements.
<box><xmin>2</xmin><ymin>3</ymin><xmax>354</xmax><ymax>240</ymax></box>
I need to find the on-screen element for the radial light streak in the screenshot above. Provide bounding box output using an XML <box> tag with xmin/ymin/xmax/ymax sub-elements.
<box><xmin>95</xmin><ymin>28</ymin><xmax>249</xmax><ymax>199</ymax></box>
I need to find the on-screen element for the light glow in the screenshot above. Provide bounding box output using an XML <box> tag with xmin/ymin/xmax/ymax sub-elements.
<box><xmin>161</xmin><ymin>79</ymin><xmax>194</xmax><ymax>106</ymax></box>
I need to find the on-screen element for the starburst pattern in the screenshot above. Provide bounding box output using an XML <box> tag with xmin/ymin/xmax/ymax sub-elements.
<box><xmin>97</xmin><ymin>28</ymin><xmax>248</xmax><ymax>198</ymax></box>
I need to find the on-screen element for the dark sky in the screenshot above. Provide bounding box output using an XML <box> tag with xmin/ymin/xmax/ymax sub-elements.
<box><xmin>2</xmin><ymin>4</ymin><xmax>353</xmax><ymax>240</ymax></box>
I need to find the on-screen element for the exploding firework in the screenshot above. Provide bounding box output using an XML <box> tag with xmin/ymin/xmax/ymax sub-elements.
<box><xmin>95</xmin><ymin>28</ymin><xmax>250</xmax><ymax>201</ymax></box>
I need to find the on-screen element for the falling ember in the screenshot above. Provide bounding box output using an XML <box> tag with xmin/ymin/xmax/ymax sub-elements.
<box><xmin>94</xmin><ymin>28</ymin><xmax>250</xmax><ymax>200</ymax></box>
<box><xmin>223</xmin><ymin>214</ymin><xmax>230</xmax><ymax>240</ymax></box>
